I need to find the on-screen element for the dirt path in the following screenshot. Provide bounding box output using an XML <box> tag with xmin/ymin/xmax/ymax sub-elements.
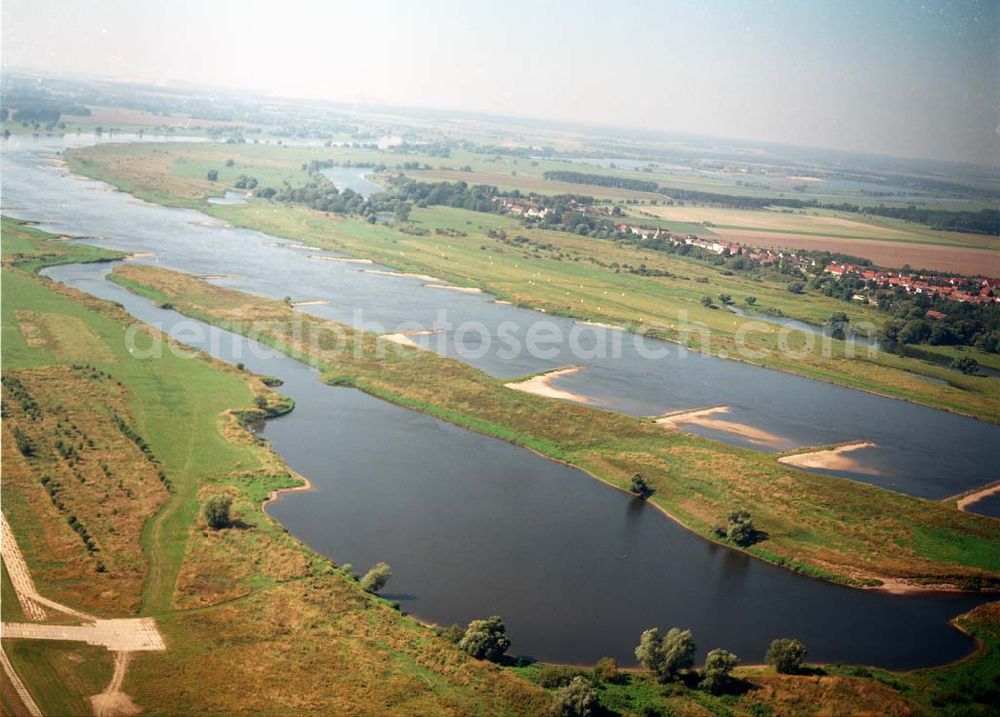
<box><xmin>2</xmin><ymin>515</ymin><xmax>91</xmax><ymax>621</ymax></box>
<box><xmin>90</xmin><ymin>652</ymin><xmax>141</xmax><ymax>717</ymax></box>
<box><xmin>0</xmin><ymin>646</ymin><xmax>43</xmax><ymax>717</ymax></box>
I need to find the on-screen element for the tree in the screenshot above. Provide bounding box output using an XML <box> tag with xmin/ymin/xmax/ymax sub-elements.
<box><xmin>207</xmin><ymin>169</ymin><xmax>218</xmax><ymax>181</ymax></box>
<box><xmin>745</xmin><ymin>296</ymin><xmax>757</xmax><ymax>305</ymax></box>
<box><xmin>359</xmin><ymin>561</ymin><xmax>391</xmax><ymax>593</ymax></box>
<box><xmin>635</xmin><ymin>627</ymin><xmax>695</xmax><ymax>683</ymax></box>
<box><xmin>550</xmin><ymin>676</ymin><xmax>597</xmax><ymax>717</ymax></box>
<box><xmin>203</xmin><ymin>494</ymin><xmax>232</xmax><ymax>529</ymax></box>
<box><xmin>630</xmin><ymin>473</ymin><xmax>651</xmax><ymax>497</ymax></box>
<box><xmin>715</xmin><ymin>510</ymin><xmax>758</xmax><ymax>547</ymax></box>
<box><xmin>718</xmin><ymin>293</ymin><xmax>733</xmax><ymax>305</ymax></box>
<box><xmin>766</xmin><ymin>638</ymin><xmax>807</xmax><ymax>674</ymax></box>
<box><xmin>660</xmin><ymin>627</ymin><xmax>696</xmax><ymax>681</ymax></box>
<box><xmin>787</xmin><ymin>282</ymin><xmax>805</xmax><ymax>294</ymax></box>
<box><xmin>700</xmin><ymin>295</ymin><xmax>714</xmax><ymax>307</ymax></box>
<box><xmin>700</xmin><ymin>648</ymin><xmax>739</xmax><ymax>693</ymax></box>
<box><xmin>950</xmin><ymin>356</ymin><xmax>980</xmax><ymax>375</ymax></box>
<box><xmin>458</xmin><ymin>615</ymin><xmax>510</xmax><ymax>661</ymax></box>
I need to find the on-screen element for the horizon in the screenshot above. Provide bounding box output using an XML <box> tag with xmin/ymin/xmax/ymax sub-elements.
<box><xmin>3</xmin><ymin>0</ymin><xmax>997</xmax><ymax>166</ymax></box>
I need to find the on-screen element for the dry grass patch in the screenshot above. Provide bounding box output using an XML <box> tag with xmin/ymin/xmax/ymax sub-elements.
<box><xmin>1</xmin><ymin>366</ymin><xmax>168</xmax><ymax>615</ymax></box>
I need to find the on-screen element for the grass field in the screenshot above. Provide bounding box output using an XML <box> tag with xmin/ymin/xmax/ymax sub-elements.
<box><xmin>112</xmin><ymin>262</ymin><xmax>1000</xmax><ymax>591</ymax></box>
<box><xmin>63</xmin><ymin>141</ymin><xmax>1000</xmax><ymax>422</ymax></box>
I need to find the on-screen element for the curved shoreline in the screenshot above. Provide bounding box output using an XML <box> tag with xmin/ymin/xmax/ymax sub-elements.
<box><xmin>952</xmin><ymin>481</ymin><xmax>1000</xmax><ymax>513</ymax></box>
<box><xmin>60</xmin><ymin>146</ymin><xmax>999</xmax><ymax>425</ymax></box>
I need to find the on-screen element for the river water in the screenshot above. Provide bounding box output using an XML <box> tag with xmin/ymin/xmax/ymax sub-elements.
<box><xmin>40</xmin><ymin>262</ymin><xmax>990</xmax><ymax>668</ymax></box>
<box><xmin>3</xmin><ymin>134</ymin><xmax>997</xmax><ymax>499</ymax></box>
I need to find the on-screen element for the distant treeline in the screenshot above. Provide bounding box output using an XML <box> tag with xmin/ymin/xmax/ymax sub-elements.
<box><xmin>542</xmin><ymin>170</ymin><xmax>659</xmax><ymax>193</ymax></box>
<box><xmin>539</xmin><ymin>171</ymin><xmax>1000</xmax><ymax>236</ymax></box>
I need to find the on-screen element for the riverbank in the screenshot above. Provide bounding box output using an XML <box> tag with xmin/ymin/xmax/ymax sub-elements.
<box><xmin>504</xmin><ymin>366</ymin><xmax>590</xmax><ymax>403</ymax></box>
<box><xmin>109</xmin><ymin>262</ymin><xmax>1000</xmax><ymax>593</ymax></box>
<box><xmin>62</xmin><ymin>140</ymin><xmax>1000</xmax><ymax>424</ymax></box>
<box><xmin>655</xmin><ymin>406</ymin><xmax>786</xmax><ymax>448</ymax></box>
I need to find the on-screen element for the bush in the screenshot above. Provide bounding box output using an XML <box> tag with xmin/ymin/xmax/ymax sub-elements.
<box><xmin>629</xmin><ymin>473</ymin><xmax>651</xmax><ymax>497</ymax></box>
<box><xmin>550</xmin><ymin>676</ymin><xmax>597</xmax><ymax>717</ymax></box>
<box><xmin>458</xmin><ymin>615</ymin><xmax>510</xmax><ymax>661</ymax></box>
<box><xmin>593</xmin><ymin>656</ymin><xmax>623</xmax><ymax>684</ymax></box>
<box><xmin>436</xmin><ymin>623</ymin><xmax>464</xmax><ymax>643</ymax></box>
<box><xmin>766</xmin><ymin>638</ymin><xmax>807</xmax><ymax>674</ymax></box>
<box><xmin>11</xmin><ymin>427</ymin><xmax>35</xmax><ymax>457</ymax></box>
<box><xmin>359</xmin><ymin>562</ymin><xmax>392</xmax><ymax>593</ymax></box>
<box><xmin>720</xmin><ymin>510</ymin><xmax>758</xmax><ymax>547</ymax></box>
<box><xmin>538</xmin><ymin>664</ymin><xmax>588</xmax><ymax>688</ymax></box>
<box><xmin>202</xmin><ymin>494</ymin><xmax>232</xmax><ymax>529</ymax></box>
<box><xmin>700</xmin><ymin>648</ymin><xmax>740</xmax><ymax>693</ymax></box>
<box><xmin>207</xmin><ymin>169</ymin><xmax>218</xmax><ymax>181</ymax></box>
<box><xmin>950</xmin><ymin>356</ymin><xmax>980</xmax><ymax>375</ymax></box>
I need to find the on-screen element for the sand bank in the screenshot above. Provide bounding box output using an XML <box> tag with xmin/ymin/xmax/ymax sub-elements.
<box><xmin>425</xmin><ymin>283</ymin><xmax>483</xmax><ymax>294</ymax></box>
<box><xmin>364</xmin><ymin>269</ymin><xmax>445</xmax><ymax>283</ymax></box>
<box><xmin>954</xmin><ymin>481</ymin><xmax>1000</xmax><ymax>512</ymax></box>
<box><xmin>575</xmin><ymin>320</ymin><xmax>625</xmax><ymax>331</ymax></box>
<box><xmin>381</xmin><ymin>328</ymin><xmax>441</xmax><ymax>349</ymax></box>
<box><xmin>778</xmin><ymin>442</ymin><xmax>878</xmax><ymax>473</ymax></box>
<box><xmin>263</xmin><ymin>242</ymin><xmax>312</xmax><ymax>250</ymax></box>
<box><xmin>504</xmin><ymin>366</ymin><xmax>590</xmax><ymax>404</ymax></box>
<box><xmin>655</xmin><ymin>406</ymin><xmax>785</xmax><ymax>448</ymax></box>
<box><xmin>308</xmin><ymin>255</ymin><xmax>374</xmax><ymax>264</ymax></box>
<box><xmin>125</xmin><ymin>252</ymin><xmax>156</xmax><ymax>260</ymax></box>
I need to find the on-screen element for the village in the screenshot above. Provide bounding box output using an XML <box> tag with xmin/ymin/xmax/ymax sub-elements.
<box><xmin>494</xmin><ymin>196</ymin><xmax>999</xmax><ymax>305</ymax></box>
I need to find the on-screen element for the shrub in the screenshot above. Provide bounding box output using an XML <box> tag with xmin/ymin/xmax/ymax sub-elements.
<box><xmin>458</xmin><ymin>615</ymin><xmax>510</xmax><ymax>661</ymax></box>
<box><xmin>593</xmin><ymin>656</ymin><xmax>623</xmax><ymax>684</ymax></box>
<box><xmin>700</xmin><ymin>648</ymin><xmax>739</xmax><ymax>693</ymax></box>
<box><xmin>950</xmin><ymin>356</ymin><xmax>980</xmax><ymax>375</ymax></box>
<box><xmin>202</xmin><ymin>494</ymin><xmax>232</xmax><ymax>529</ymax></box>
<box><xmin>629</xmin><ymin>473</ymin><xmax>651</xmax><ymax>497</ymax></box>
<box><xmin>766</xmin><ymin>638</ymin><xmax>807</xmax><ymax>674</ymax></box>
<box><xmin>538</xmin><ymin>664</ymin><xmax>588</xmax><ymax>688</ymax></box>
<box><xmin>359</xmin><ymin>561</ymin><xmax>391</xmax><ymax>593</ymax></box>
<box><xmin>550</xmin><ymin>676</ymin><xmax>597</xmax><ymax>717</ymax></box>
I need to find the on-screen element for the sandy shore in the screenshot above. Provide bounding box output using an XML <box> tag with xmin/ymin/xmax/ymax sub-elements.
<box><xmin>198</xmin><ymin>274</ymin><xmax>230</xmax><ymax>280</ymax></box>
<box><xmin>125</xmin><ymin>252</ymin><xmax>156</xmax><ymax>260</ymax></box>
<box><xmin>493</xmin><ymin>299</ymin><xmax>513</xmax><ymax>305</ymax></box>
<box><xmin>425</xmin><ymin>283</ymin><xmax>483</xmax><ymax>294</ymax></box>
<box><xmin>778</xmin><ymin>441</ymin><xmax>878</xmax><ymax>473</ymax></box>
<box><xmin>309</xmin><ymin>255</ymin><xmax>374</xmax><ymax>264</ymax></box>
<box><xmin>655</xmin><ymin>406</ymin><xmax>785</xmax><ymax>448</ymax></box>
<box><xmin>290</xmin><ymin>300</ymin><xmax>329</xmax><ymax>307</ymax></box>
<box><xmin>954</xmin><ymin>481</ymin><xmax>1000</xmax><ymax>512</ymax></box>
<box><xmin>576</xmin><ymin>320</ymin><xmax>625</xmax><ymax>331</ymax></box>
<box><xmin>381</xmin><ymin>329</ymin><xmax>441</xmax><ymax>349</ymax></box>
<box><xmin>364</xmin><ymin>269</ymin><xmax>445</xmax><ymax>283</ymax></box>
<box><xmin>504</xmin><ymin>366</ymin><xmax>590</xmax><ymax>403</ymax></box>
<box><xmin>263</xmin><ymin>242</ymin><xmax>312</xmax><ymax>250</ymax></box>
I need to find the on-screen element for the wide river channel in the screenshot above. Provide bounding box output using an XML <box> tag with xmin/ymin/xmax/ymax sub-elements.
<box><xmin>3</xmin><ymin>133</ymin><xmax>996</xmax><ymax>667</ymax></box>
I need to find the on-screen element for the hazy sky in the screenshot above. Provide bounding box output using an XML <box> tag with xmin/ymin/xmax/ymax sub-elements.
<box><xmin>3</xmin><ymin>0</ymin><xmax>998</xmax><ymax>163</ymax></box>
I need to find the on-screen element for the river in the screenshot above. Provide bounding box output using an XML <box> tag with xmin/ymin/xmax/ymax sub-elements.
<box><xmin>40</xmin><ymin>262</ymin><xmax>990</xmax><ymax>668</ymax></box>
